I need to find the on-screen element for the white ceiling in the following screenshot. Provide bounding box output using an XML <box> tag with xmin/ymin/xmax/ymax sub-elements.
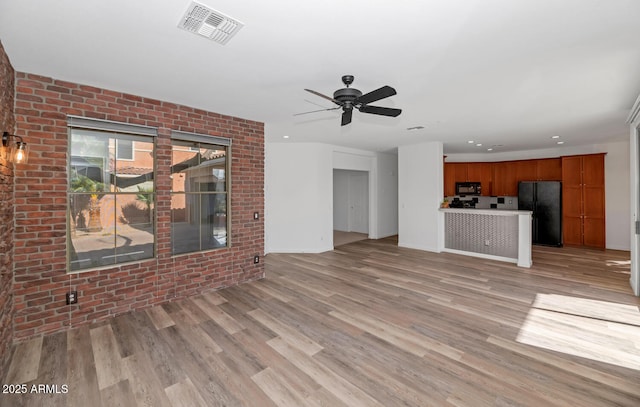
<box><xmin>1</xmin><ymin>0</ymin><xmax>639</xmax><ymax>154</ymax></box>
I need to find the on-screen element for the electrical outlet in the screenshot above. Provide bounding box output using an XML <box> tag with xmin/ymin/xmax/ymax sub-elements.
<box><xmin>253</xmin><ymin>255</ymin><xmax>260</xmax><ymax>264</ymax></box>
<box><xmin>66</xmin><ymin>291</ymin><xmax>78</xmax><ymax>305</ymax></box>
<box><xmin>484</xmin><ymin>239</ymin><xmax>490</xmax><ymax>246</ymax></box>
<box><xmin>253</xmin><ymin>212</ymin><xmax>259</xmax><ymax>220</ymax></box>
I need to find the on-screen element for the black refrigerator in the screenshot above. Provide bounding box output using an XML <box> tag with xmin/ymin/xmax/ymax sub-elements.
<box><xmin>518</xmin><ymin>181</ymin><xmax>562</xmax><ymax>246</ymax></box>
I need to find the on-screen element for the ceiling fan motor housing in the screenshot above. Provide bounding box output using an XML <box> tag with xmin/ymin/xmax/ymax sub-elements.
<box><xmin>333</xmin><ymin>87</ymin><xmax>362</xmax><ymax>105</ymax></box>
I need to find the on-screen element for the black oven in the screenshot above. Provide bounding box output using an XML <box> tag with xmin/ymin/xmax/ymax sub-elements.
<box><xmin>455</xmin><ymin>182</ymin><xmax>482</xmax><ymax>195</ymax></box>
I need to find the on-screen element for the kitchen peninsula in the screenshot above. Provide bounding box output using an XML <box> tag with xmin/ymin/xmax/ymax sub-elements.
<box><xmin>439</xmin><ymin>208</ymin><xmax>532</xmax><ymax>268</ymax></box>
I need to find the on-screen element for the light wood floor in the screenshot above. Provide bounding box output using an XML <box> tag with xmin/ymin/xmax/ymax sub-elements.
<box><xmin>3</xmin><ymin>238</ymin><xmax>640</xmax><ymax>407</ymax></box>
<box><xmin>333</xmin><ymin>230</ymin><xmax>368</xmax><ymax>246</ymax></box>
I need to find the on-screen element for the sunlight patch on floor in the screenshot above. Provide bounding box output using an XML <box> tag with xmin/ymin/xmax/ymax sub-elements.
<box><xmin>606</xmin><ymin>258</ymin><xmax>631</xmax><ymax>274</ymax></box>
<box><xmin>517</xmin><ymin>294</ymin><xmax>640</xmax><ymax>371</ymax></box>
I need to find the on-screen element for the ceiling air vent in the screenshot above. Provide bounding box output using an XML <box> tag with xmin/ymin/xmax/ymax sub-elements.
<box><xmin>178</xmin><ymin>1</ymin><xmax>244</xmax><ymax>45</ymax></box>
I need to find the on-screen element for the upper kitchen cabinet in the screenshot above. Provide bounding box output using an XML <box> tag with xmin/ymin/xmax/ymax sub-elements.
<box><xmin>466</xmin><ymin>162</ymin><xmax>493</xmax><ymax>196</ymax></box>
<box><xmin>536</xmin><ymin>158</ymin><xmax>562</xmax><ymax>180</ymax></box>
<box><xmin>492</xmin><ymin>161</ymin><xmax>518</xmax><ymax>196</ymax></box>
<box><xmin>515</xmin><ymin>158</ymin><xmax>562</xmax><ymax>182</ymax></box>
<box><xmin>515</xmin><ymin>160</ymin><xmax>538</xmax><ymax>182</ymax></box>
<box><xmin>443</xmin><ymin>162</ymin><xmax>492</xmax><ymax>196</ymax></box>
<box><xmin>443</xmin><ymin>163</ymin><xmax>456</xmax><ymax>196</ymax></box>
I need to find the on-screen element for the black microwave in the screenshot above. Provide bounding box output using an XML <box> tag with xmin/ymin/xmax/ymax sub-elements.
<box><xmin>455</xmin><ymin>182</ymin><xmax>482</xmax><ymax>195</ymax></box>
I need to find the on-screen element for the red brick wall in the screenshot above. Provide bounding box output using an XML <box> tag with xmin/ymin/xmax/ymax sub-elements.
<box><xmin>13</xmin><ymin>72</ymin><xmax>264</xmax><ymax>340</ymax></box>
<box><xmin>0</xmin><ymin>40</ymin><xmax>15</xmax><ymax>372</ymax></box>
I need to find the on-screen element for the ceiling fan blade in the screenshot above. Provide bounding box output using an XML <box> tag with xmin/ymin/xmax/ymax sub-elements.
<box><xmin>293</xmin><ymin>107</ymin><xmax>341</xmax><ymax>116</ymax></box>
<box><xmin>341</xmin><ymin>108</ymin><xmax>353</xmax><ymax>126</ymax></box>
<box><xmin>304</xmin><ymin>89</ymin><xmax>340</xmax><ymax>104</ymax></box>
<box><xmin>358</xmin><ymin>105</ymin><xmax>402</xmax><ymax>117</ymax></box>
<box><xmin>356</xmin><ymin>85</ymin><xmax>396</xmax><ymax>105</ymax></box>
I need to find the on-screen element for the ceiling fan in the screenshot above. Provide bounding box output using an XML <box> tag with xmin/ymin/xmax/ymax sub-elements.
<box><xmin>299</xmin><ymin>75</ymin><xmax>402</xmax><ymax>126</ymax></box>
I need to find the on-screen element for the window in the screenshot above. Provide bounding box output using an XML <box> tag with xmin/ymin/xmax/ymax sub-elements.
<box><xmin>67</xmin><ymin>116</ymin><xmax>156</xmax><ymax>272</ymax></box>
<box><xmin>171</xmin><ymin>131</ymin><xmax>230</xmax><ymax>255</ymax></box>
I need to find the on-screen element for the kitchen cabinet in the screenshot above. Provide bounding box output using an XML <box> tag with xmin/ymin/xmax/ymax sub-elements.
<box><xmin>444</xmin><ymin>162</ymin><xmax>492</xmax><ymax>196</ymax></box>
<box><xmin>492</xmin><ymin>162</ymin><xmax>518</xmax><ymax>196</ymax></box>
<box><xmin>515</xmin><ymin>160</ymin><xmax>538</xmax><ymax>182</ymax></box>
<box><xmin>561</xmin><ymin>154</ymin><xmax>605</xmax><ymax>248</ymax></box>
<box><xmin>445</xmin><ymin>155</ymin><xmax>575</xmax><ymax>194</ymax></box>
<box><xmin>514</xmin><ymin>158</ymin><xmax>562</xmax><ymax>182</ymax></box>
<box><xmin>443</xmin><ymin>163</ymin><xmax>456</xmax><ymax>196</ymax></box>
<box><xmin>536</xmin><ymin>158</ymin><xmax>562</xmax><ymax>180</ymax></box>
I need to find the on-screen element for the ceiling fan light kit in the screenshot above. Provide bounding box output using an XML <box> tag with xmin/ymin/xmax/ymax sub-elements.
<box><xmin>303</xmin><ymin>75</ymin><xmax>402</xmax><ymax>126</ymax></box>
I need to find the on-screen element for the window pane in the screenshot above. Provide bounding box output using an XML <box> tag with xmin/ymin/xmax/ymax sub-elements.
<box><xmin>171</xmin><ymin>193</ymin><xmax>227</xmax><ymax>255</ymax></box>
<box><xmin>211</xmin><ymin>194</ymin><xmax>227</xmax><ymax>247</ymax></box>
<box><xmin>69</xmin><ymin>126</ymin><xmax>155</xmax><ymax>272</ymax></box>
<box><xmin>171</xmin><ymin>143</ymin><xmax>226</xmax><ymax>193</ymax></box>
<box><xmin>70</xmin><ymin>130</ymin><xmax>109</xmax><ymax>192</ymax></box>
<box><xmin>69</xmin><ymin>193</ymin><xmax>116</xmax><ymax>270</ymax></box>
<box><xmin>112</xmin><ymin>138</ymin><xmax>155</xmax><ymax>191</ymax></box>
<box><xmin>199</xmin><ymin>147</ymin><xmax>226</xmax><ymax>192</ymax></box>
<box><xmin>171</xmin><ymin>138</ymin><xmax>228</xmax><ymax>255</ymax></box>
<box><xmin>115</xmin><ymin>194</ymin><xmax>154</xmax><ymax>263</ymax></box>
<box><xmin>171</xmin><ymin>193</ymin><xmax>195</xmax><ymax>255</ymax></box>
<box><xmin>171</xmin><ymin>141</ymin><xmax>198</xmax><ymax>193</ymax></box>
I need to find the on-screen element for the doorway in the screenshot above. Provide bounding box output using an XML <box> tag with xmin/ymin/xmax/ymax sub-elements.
<box><xmin>333</xmin><ymin>169</ymin><xmax>369</xmax><ymax>245</ymax></box>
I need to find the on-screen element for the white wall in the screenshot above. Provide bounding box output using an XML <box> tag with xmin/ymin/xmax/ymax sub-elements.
<box><xmin>604</xmin><ymin>141</ymin><xmax>631</xmax><ymax>250</ymax></box>
<box><xmin>398</xmin><ymin>142</ymin><xmax>444</xmax><ymax>252</ymax></box>
<box><xmin>446</xmin><ymin>140</ymin><xmax>631</xmax><ymax>250</ymax></box>
<box><xmin>265</xmin><ymin>143</ymin><xmax>333</xmax><ymax>253</ymax></box>
<box><xmin>265</xmin><ymin>142</ymin><xmax>399</xmax><ymax>253</ymax></box>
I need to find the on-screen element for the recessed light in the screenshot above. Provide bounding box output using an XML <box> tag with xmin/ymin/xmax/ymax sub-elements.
<box><xmin>487</xmin><ymin>148</ymin><xmax>493</xmax><ymax>151</ymax></box>
<box><xmin>551</xmin><ymin>135</ymin><xmax>560</xmax><ymax>139</ymax></box>
<box><xmin>283</xmin><ymin>135</ymin><xmax>290</xmax><ymax>139</ymax></box>
<box><xmin>467</xmin><ymin>140</ymin><xmax>474</xmax><ymax>144</ymax></box>
<box><xmin>557</xmin><ymin>141</ymin><xmax>564</xmax><ymax>145</ymax></box>
<box><xmin>476</xmin><ymin>143</ymin><xmax>482</xmax><ymax>147</ymax></box>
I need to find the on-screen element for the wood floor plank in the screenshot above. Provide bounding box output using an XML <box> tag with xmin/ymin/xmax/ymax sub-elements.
<box><xmin>164</xmin><ymin>378</ymin><xmax>209</xmax><ymax>407</ymax></box>
<box><xmin>124</xmin><ymin>310</ymin><xmax>187</xmax><ymax>389</ymax></box>
<box><xmin>66</xmin><ymin>326</ymin><xmax>102</xmax><ymax>407</ymax></box>
<box><xmin>4</xmin><ymin>336</ymin><xmax>43</xmax><ymax>384</ymax></box>
<box><xmin>202</xmin><ymin>290</ymin><xmax>228</xmax><ymax>306</ymax></box>
<box><xmin>89</xmin><ymin>324</ymin><xmax>125</xmax><ymax>390</ymax></box>
<box><xmin>109</xmin><ymin>313</ymin><xmax>145</xmax><ymax>358</ymax></box>
<box><xmin>32</xmin><ymin>331</ymin><xmax>68</xmax><ymax>407</ymax></box>
<box><xmin>251</xmin><ymin>367</ymin><xmax>307</xmax><ymax>407</ymax></box>
<box><xmin>99</xmin><ymin>380</ymin><xmax>137</xmax><ymax>407</ymax></box>
<box><xmin>157</xmin><ymin>325</ymin><xmax>245</xmax><ymax>407</ymax></box>
<box><xmin>191</xmin><ymin>296</ymin><xmax>245</xmax><ymax>334</ymax></box>
<box><xmin>145</xmin><ymin>305</ymin><xmax>176</xmax><ymax>330</ymax></box>
<box><xmin>267</xmin><ymin>336</ymin><xmax>384</xmax><ymax>407</ymax></box>
<box><xmin>248</xmin><ymin>308</ymin><xmax>324</xmax><ymax>356</ymax></box>
<box><xmin>121</xmin><ymin>352</ymin><xmax>173</xmax><ymax>407</ymax></box>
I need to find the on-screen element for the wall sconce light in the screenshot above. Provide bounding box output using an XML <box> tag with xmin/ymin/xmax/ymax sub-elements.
<box><xmin>2</xmin><ymin>132</ymin><xmax>29</xmax><ymax>164</ymax></box>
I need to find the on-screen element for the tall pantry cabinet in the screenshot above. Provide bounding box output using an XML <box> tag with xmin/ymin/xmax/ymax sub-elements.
<box><xmin>561</xmin><ymin>153</ymin><xmax>606</xmax><ymax>248</ymax></box>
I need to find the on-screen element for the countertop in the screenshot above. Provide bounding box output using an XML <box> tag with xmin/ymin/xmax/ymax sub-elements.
<box><xmin>439</xmin><ymin>208</ymin><xmax>532</xmax><ymax>216</ymax></box>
